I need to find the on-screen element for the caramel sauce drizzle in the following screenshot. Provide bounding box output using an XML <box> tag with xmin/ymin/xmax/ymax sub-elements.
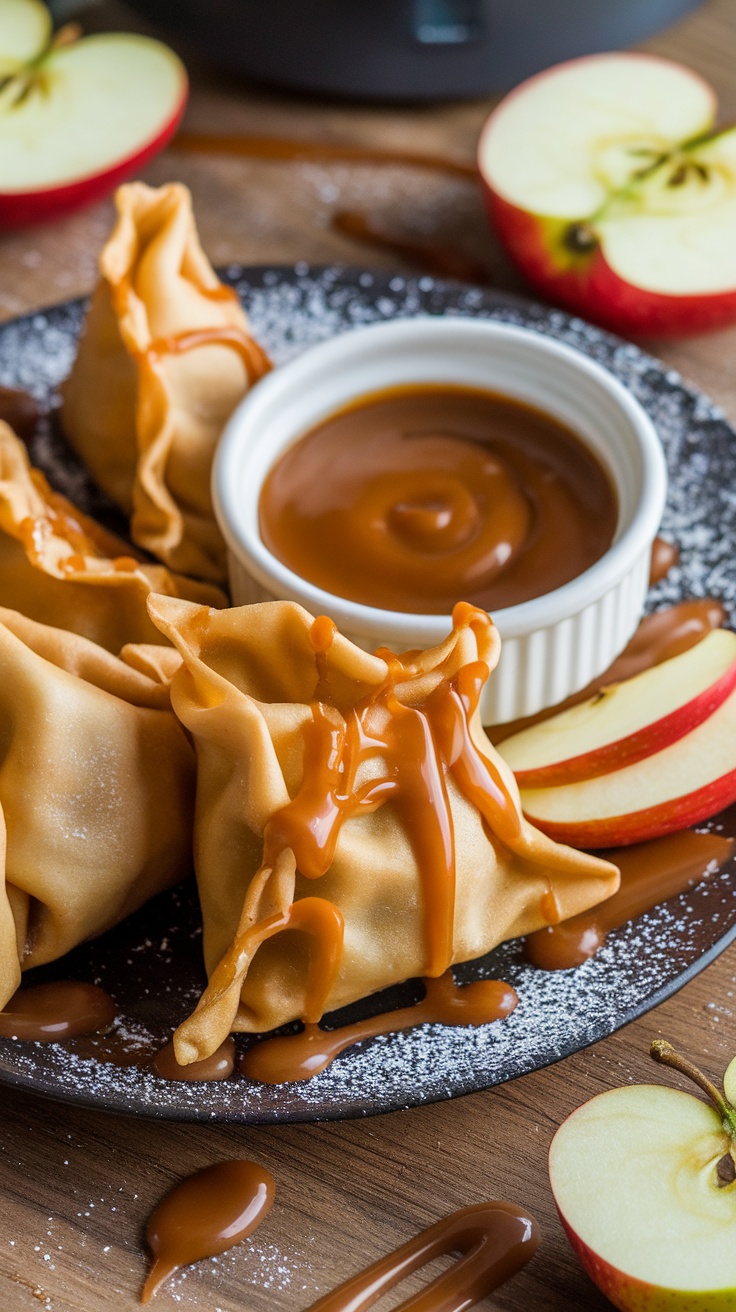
<box><xmin>241</xmin><ymin>973</ymin><xmax>518</xmax><ymax>1084</ymax></box>
<box><xmin>526</xmin><ymin>830</ymin><xmax>734</xmax><ymax>971</ymax></box>
<box><xmin>215</xmin><ymin>603</ymin><xmax>521</xmax><ymax>1082</ymax></box>
<box><xmin>304</xmin><ymin>1201</ymin><xmax>539</xmax><ymax>1312</ymax></box>
<box><xmin>650</xmin><ymin>536</ymin><xmax>680</xmax><ymax>586</ymax></box>
<box><xmin>145</xmin><ymin>326</ymin><xmax>272</xmax><ymax>387</ymax></box>
<box><xmin>173</xmin><ymin>131</ymin><xmax>479</xmax><ymax>180</ymax></box>
<box><xmin>332</xmin><ymin>210</ymin><xmax>493</xmax><ymax>285</ymax></box>
<box><xmin>141</xmin><ymin>1159</ymin><xmax>275</xmax><ymax>1302</ymax></box>
<box><xmin>0</xmin><ymin>982</ymin><xmax>116</xmax><ymax>1042</ymax></box>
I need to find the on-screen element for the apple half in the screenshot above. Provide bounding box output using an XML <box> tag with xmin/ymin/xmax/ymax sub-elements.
<box><xmin>499</xmin><ymin>628</ymin><xmax>736</xmax><ymax>787</ymax></box>
<box><xmin>478</xmin><ymin>53</ymin><xmax>736</xmax><ymax>337</ymax></box>
<box><xmin>550</xmin><ymin>1083</ymin><xmax>736</xmax><ymax>1311</ymax></box>
<box><xmin>519</xmin><ymin>675</ymin><xmax>736</xmax><ymax>848</ymax></box>
<box><xmin>0</xmin><ymin>0</ymin><xmax>187</xmax><ymax>228</ymax></box>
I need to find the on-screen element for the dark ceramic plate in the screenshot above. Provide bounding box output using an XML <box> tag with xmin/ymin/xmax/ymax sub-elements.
<box><xmin>0</xmin><ymin>266</ymin><xmax>735</xmax><ymax>1124</ymax></box>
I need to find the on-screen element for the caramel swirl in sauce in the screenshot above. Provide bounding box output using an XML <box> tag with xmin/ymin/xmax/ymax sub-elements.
<box><xmin>241</xmin><ymin>973</ymin><xmax>517</xmax><ymax>1084</ymax></box>
<box><xmin>0</xmin><ymin>982</ymin><xmax>116</xmax><ymax>1042</ymax></box>
<box><xmin>490</xmin><ymin>599</ymin><xmax>726</xmax><ymax>743</ymax></box>
<box><xmin>260</xmin><ymin>385</ymin><xmax>617</xmax><ymax>615</ymax></box>
<box><xmin>141</xmin><ymin>1159</ymin><xmax>275</xmax><ymax>1303</ymax></box>
<box><xmin>304</xmin><ymin>1202</ymin><xmax>540</xmax><ymax>1312</ymax></box>
<box><xmin>153</xmin><ymin>1036</ymin><xmax>235</xmax><ymax>1082</ymax></box>
<box><xmin>526</xmin><ymin>830</ymin><xmax>734</xmax><ymax>970</ymax></box>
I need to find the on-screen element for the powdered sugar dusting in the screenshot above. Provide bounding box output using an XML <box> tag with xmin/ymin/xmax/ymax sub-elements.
<box><xmin>0</xmin><ymin>268</ymin><xmax>734</xmax><ymax>1123</ymax></box>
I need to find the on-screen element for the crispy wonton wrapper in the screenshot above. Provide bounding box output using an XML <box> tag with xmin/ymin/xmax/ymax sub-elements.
<box><xmin>61</xmin><ymin>182</ymin><xmax>270</xmax><ymax>583</ymax></box>
<box><xmin>0</xmin><ymin>421</ymin><xmax>224</xmax><ymax>652</ymax></box>
<box><xmin>148</xmin><ymin>596</ymin><xmax>619</xmax><ymax>1064</ymax></box>
<box><xmin>0</xmin><ymin>607</ymin><xmax>194</xmax><ymax>1009</ymax></box>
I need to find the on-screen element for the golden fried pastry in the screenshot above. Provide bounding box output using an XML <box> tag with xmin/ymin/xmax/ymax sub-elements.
<box><xmin>0</xmin><ymin>608</ymin><xmax>195</xmax><ymax>1009</ymax></box>
<box><xmin>148</xmin><ymin>595</ymin><xmax>619</xmax><ymax>1064</ymax></box>
<box><xmin>0</xmin><ymin>421</ymin><xmax>224</xmax><ymax>652</ymax></box>
<box><xmin>61</xmin><ymin>181</ymin><xmax>270</xmax><ymax>583</ymax></box>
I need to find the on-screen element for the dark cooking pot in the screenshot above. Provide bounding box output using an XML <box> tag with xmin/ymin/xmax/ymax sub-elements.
<box><xmin>128</xmin><ymin>0</ymin><xmax>702</xmax><ymax>101</ymax></box>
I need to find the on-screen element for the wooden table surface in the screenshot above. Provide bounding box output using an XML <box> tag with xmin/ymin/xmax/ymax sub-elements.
<box><xmin>2</xmin><ymin>3</ymin><xmax>736</xmax><ymax>1308</ymax></box>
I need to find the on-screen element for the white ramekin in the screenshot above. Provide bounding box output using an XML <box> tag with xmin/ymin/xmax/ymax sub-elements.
<box><xmin>213</xmin><ymin>317</ymin><xmax>667</xmax><ymax>724</ymax></box>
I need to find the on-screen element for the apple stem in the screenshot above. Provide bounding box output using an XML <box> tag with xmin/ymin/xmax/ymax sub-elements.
<box><xmin>51</xmin><ymin>23</ymin><xmax>82</xmax><ymax>51</ymax></box>
<box><xmin>650</xmin><ymin>1040</ymin><xmax>736</xmax><ymax>1140</ymax></box>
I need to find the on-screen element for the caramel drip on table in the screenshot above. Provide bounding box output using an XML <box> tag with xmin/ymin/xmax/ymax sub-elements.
<box><xmin>332</xmin><ymin>211</ymin><xmax>493</xmax><ymax>285</ymax></box>
<box><xmin>241</xmin><ymin>972</ymin><xmax>517</xmax><ymax>1084</ymax></box>
<box><xmin>141</xmin><ymin>1159</ymin><xmax>275</xmax><ymax>1303</ymax></box>
<box><xmin>153</xmin><ymin>1036</ymin><xmax>235</xmax><ymax>1082</ymax></box>
<box><xmin>146</xmin><ymin>326</ymin><xmax>272</xmax><ymax>387</ymax></box>
<box><xmin>490</xmin><ymin>598</ymin><xmax>727</xmax><ymax>743</ymax></box>
<box><xmin>0</xmin><ymin>982</ymin><xmax>117</xmax><ymax>1042</ymax></box>
<box><xmin>304</xmin><ymin>1201</ymin><xmax>539</xmax><ymax>1312</ymax></box>
<box><xmin>173</xmin><ymin>131</ymin><xmax>479</xmax><ymax>179</ymax></box>
<box><xmin>525</xmin><ymin>829</ymin><xmax>734</xmax><ymax>970</ymax></box>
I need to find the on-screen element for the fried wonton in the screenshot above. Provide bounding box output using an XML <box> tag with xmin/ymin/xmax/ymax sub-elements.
<box><xmin>0</xmin><ymin>608</ymin><xmax>194</xmax><ymax>1009</ymax></box>
<box><xmin>61</xmin><ymin>181</ymin><xmax>271</xmax><ymax>583</ymax></box>
<box><xmin>148</xmin><ymin>595</ymin><xmax>619</xmax><ymax>1065</ymax></box>
<box><xmin>0</xmin><ymin>421</ymin><xmax>225</xmax><ymax>652</ymax></box>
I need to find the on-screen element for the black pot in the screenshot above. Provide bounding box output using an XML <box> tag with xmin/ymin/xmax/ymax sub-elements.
<box><xmin>129</xmin><ymin>0</ymin><xmax>703</xmax><ymax>101</ymax></box>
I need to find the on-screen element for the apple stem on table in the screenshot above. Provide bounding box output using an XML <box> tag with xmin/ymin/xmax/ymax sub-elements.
<box><xmin>650</xmin><ymin>1039</ymin><xmax>736</xmax><ymax>1184</ymax></box>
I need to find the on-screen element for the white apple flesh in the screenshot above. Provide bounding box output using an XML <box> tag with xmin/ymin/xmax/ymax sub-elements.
<box><xmin>499</xmin><ymin>629</ymin><xmax>736</xmax><ymax>787</ymax></box>
<box><xmin>478</xmin><ymin>53</ymin><xmax>736</xmax><ymax>337</ymax></box>
<box><xmin>550</xmin><ymin>1084</ymin><xmax>736</xmax><ymax>1311</ymax></box>
<box><xmin>0</xmin><ymin>0</ymin><xmax>50</xmax><ymax>75</ymax></box>
<box><xmin>0</xmin><ymin>3</ymin><xmax>187</xmax><ymax>228</ymax></box>
<box><xmin>519</xmin><ymin>677</ymin><xmax>736</xmax><ymax>847</ymax></box>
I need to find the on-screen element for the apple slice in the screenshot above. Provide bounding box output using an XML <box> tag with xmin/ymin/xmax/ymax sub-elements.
<box><xmin>499</xmin><ymin>628</ymin><xmax>736</xmax><ymax>787</ymax></box>
<box><xmin>0</xmin><ymin>2</ymin><xmax>187</xmax><ymax>229</ymax></box>
<box><xmin>478</xmin><ymin>53</ymin><xmax>736</xmax><ymax>337</ymax></box>
<box><xmin>550</xmin><ymin>1043</ymin><xmax>736</xmax><ymax>1311</ymax></box>
<box><xmin>519</xmin><ymin>677</ymin><xmax>736</xmax><ymax>847</ymax></box>
<box><xmin>0</xmin><ymin>0</ymin><xmax>50</xmax><ymax>75</ymax></box>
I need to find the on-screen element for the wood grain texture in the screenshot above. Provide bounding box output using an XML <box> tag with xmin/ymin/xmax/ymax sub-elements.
<box><xmin>1</xmin><ymin>1</ymin><xmax>736</xmax><ymax>1307</ymax></box>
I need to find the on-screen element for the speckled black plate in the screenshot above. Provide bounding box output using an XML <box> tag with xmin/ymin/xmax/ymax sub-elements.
<box><xmin>0</xmin><ymin>266</ymin><xmax>735</xmax><ymax>1124</ymax></box>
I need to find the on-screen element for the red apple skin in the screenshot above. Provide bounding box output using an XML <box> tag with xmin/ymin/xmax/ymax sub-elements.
<box><xmin>0</xmin><ymin>91</ymin><xmax>187</xmax><ymax>231</ymax></box>
<box><xmin>512</xmin><ymin>656</ymin><xmax>736</xmax><ymax>788</ymax></box>
<box><xmin>522</xmin><ymin>765</ymin><xmax>736</xmax><ymax>848</ymax></box>
<box><xmin>557</xmin><ymin>1212</ymin><xmax>723</xmax><ymax>1312</ymax></box>
<box><xmin>483</xmin><ymin>186</ymin><xmax>736</xmax><ymax>340</ymax></box>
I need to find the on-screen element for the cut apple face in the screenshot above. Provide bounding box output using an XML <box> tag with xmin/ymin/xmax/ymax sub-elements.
<box><xmin>550</xmin><ymin>1084</ymin><xmax>736</xmax><ymax>1309</ymax></box>
<box><xmin>499</xmin><ymin>629</ymin><xmax>736</xmax><ymax>787</ymax></box>
<box><xmin>478</xmin><ymin>53</ymin><xmax>736</xmax><ymax>336</ymax></box>
<box><xmin>0</xmin><ymin>0</ymin><xmax>188</xmax><ymax>228</ymax></box>
<box><xmin>519</xmin><ymin>673</ymin><xmax>736</xmax><ymax>847</ymax></box>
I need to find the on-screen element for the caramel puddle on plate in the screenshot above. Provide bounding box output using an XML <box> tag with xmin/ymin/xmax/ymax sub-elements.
<box><xmin>141</xmin><ymin>1159</ymin><xmax>275</xmax><ymax>1303</ymax></box>
<box><xmin>153</xmin><ymin>1036</ymin><xmax>235</xmax><ymax>1082</ymax></box>
<box><xmin>304</xmin><ymin>1201</ymin><xmax>540</xmax><ymax>1312</ymax></box>
<box><xmin>241</xmin><ymin>972</ymin><xmax>518</xmax><ymax>1085</ymax></box>
<box><xmin>525</xmin><ymin>829</ymin><xmax>734</xmax><ymax>970</ymax></box>
<box><xmin>0</xmin><ymin>981</ymin><xmax>117</xmax><ymax>1041</ymax></box>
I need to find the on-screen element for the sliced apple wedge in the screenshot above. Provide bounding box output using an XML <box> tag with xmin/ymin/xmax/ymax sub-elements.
<box><xmin>478</xmin><ymin>53</ymin><xmax>736</xmax><ymax>337</ymax></box>
<box><xmin>499</xmin><ymin>628</ymin><xmax>736</xmax><ymax>787</ymax></box>
<box><xmin>0</xmin><ymin>1</ymin><xmax>187</xmax><ymax>228</ymax></box>
<box><xmin>520</xmin><ymin>678</ymin><xmax>736</xmax><ymax>847</ymax></box>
